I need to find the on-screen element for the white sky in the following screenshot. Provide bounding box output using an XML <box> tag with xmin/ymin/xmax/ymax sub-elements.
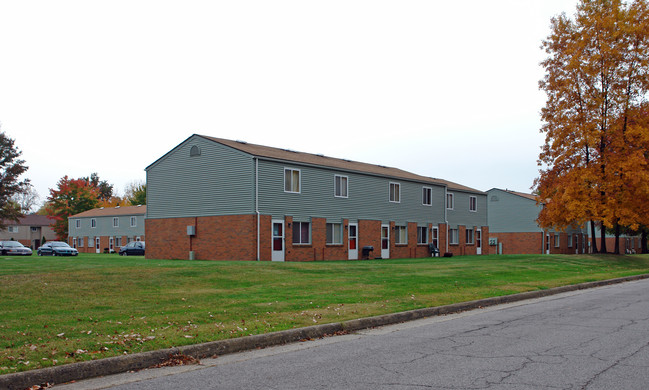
<box><xmin>0</xmin><ymin>0</ymin><xmax>579</xmax><ymax>206</ymax></box>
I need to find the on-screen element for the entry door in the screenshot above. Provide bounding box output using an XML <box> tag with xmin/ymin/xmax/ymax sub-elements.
<box><xmin>271</xmin><ymin>220</ymin><xmax>285</xmax><ymax>262</ymax></box>
<box><xmin>545</xmin><ymin>234</ymin><xmax>550</xmax><ymax>254</ymax></box>
<box><xmin>348</xmin><ymin>223</ymin><xmax>358</xmax><ymax>260</ymax></box>
<box><xmin>95</xmin><ymin>237</ymin><xmax>101</xmax><ymax>254</ymax></box>
<box><xmin>381</xmin><ymin>224</ymin><xmax>390</xmax><ymax>259</ymax></box>
<box><xmin>476</xmin><ymin>229</ymin><xmax>482</xmax><ymax>255</ymax></box>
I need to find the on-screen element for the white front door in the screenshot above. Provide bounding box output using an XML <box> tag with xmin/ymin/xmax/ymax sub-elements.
<box><xmin>381</xmin><ymin>224</ymin><xmax>390</xmax><ymax>259</ymax></box>
<box><xmin>545</xmin><ymin>234</ymin><xmax>550</xmax><ymax>254</ymax></box>
<box><xmin>271</xmin><ymin>220</ymin><xmax>285</xmax><ymax>262</ymax></box>
<box><xmin>476</xmin><ymin>229</ymin><xmax>482</xmax><ymax>255</ymax></box>
<box><xmin>95</xmin><ymin>237</ymin><xmax>100</xmax><ymax>254</ymax></box>
<box><xmin>348</xmin><ymin>223</ymin><xmax>358</xmax><ymax>260</ymax></box>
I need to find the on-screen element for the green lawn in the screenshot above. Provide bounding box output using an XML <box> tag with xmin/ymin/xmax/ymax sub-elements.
<box><xmin>1</xmin><ymin>253</ymin><xmax>649</xmax><ymax>374</ymax></box>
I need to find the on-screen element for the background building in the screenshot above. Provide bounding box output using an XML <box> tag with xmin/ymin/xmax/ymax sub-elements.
<box><xmin>68</xmin><ymin>205</ymin><xmax>146</xmax><ymax>253</ymax></box>
<box><xmin>0</xmin><ymin>214</ymin><xmax>56</xmax><ymax>249</ymax></box>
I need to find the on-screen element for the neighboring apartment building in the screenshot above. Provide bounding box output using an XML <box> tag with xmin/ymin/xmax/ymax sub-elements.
<box><xmin>68</xmin><ymin>205</ymin><xmax>146</xmax><ymax>253</ymax></box>
<box><xmin>145</xmin><ymin>134</ymin><xmax>488</xmax><ymax>261</ymax></box>
<box><xmin>0</xmin><ymin>214</ymin><xmax>56</xmax><ymax>249</ymax></box>
<box><xmin>487</xmin><ymin>188</ymin><xmax>587</xmax><ymax>255</ymax></box>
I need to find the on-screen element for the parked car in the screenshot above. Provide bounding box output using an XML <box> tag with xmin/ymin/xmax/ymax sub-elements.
<box><xmin>119</xmin><ymin>241</ymin><xmax>145</xmax><ymax>256</ymax></box>
<box><xmin>37</xmin><ymin>241</ymin><xmax>79</xmax><ymax>256</ymax></box>
<box><xmin>0</xmin><ymin>241</ymin><xmax>33</xmax><ymax>256</ymax></box>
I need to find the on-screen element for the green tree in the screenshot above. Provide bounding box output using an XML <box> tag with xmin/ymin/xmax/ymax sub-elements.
<box><xmin>0</xmin><ymin>131</ymin><xmax>31</xmax><ymax>229</ymax></box>
<box><xmin>81</xmin><ymin>172</ymin><xmax>114</xmax><ymax>201</ymax></box>
<box><xmin>124</xmin><ymin>181</ymin><xmax>146</xmax><ymax>205</ymax></box>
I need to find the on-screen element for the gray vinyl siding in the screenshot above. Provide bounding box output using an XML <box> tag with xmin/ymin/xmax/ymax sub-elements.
<box><xmin>446</xmin><ymin>191</ymin><xmax>487</xmax><ymax>229</ymax></box>
<box><xmin>257</xmin><ymin>159</ymin><xmax>446</xmax><ymax>224</ymax></box>
<box><xmin>68</xmin><ymin>215</ymin><xmax>146</xmax><ymax>238</ymax></box>
<box><xmin>487</xmin><ymin>189</ymin><xmax>542</xmax><ymax>233</ymax></box>
<box><xmin>146</xmin><ymin>136</ymin><xmax>255</xmax><ymax>219</ymax></box>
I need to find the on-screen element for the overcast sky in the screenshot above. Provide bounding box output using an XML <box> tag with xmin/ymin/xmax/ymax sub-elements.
<box><xmin>0</xmin><ymin>0</ymin><xmax>579</xmax><ymax>207</ymax></box>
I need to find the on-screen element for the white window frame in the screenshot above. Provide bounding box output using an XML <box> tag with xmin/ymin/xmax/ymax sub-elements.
<box><xmin>7</xmin><ymin>226</ymin><xmax>17</xmax><ymax>233</ymax></box>
<box><xmin>91</xmin><ymin>218</ymin><xmax>97</xmax><ymax>228</ymax></box>
<box><xmin>113</xmin><ymin>217</ymin><xmax>119</xmax><ymax>228</ymax></box>
<box><xmin>446</xmin><ymin>193</ymin><xmax>454</xmax><ymax>210</ymax></box>
<box><xmin>389</xmin><ymin>182</ymin><xmax>401</xmax><ymax>203</ymax></box>
<box><xmin>326</xmin><ymin>223</ymin><xmax>343</xmax><ymax>245</ymax></box>
<box><xmin>417</xmin><ymin>226</ymin><xmax>428</xmax><ymax>244</ymax></box>
<box><xmin>334</xmin><ymin>175</ymin><xmax>348</xmax><ymax>198</ymax></box>
<box><xmin>395</xmin><ymin>225</ymin><xmax>407</xmax><ymax>245</ymax></box>
<box><xmin>422</xmin><ymin>187</ymin><xmax>432</xmax><ymax>206</ymax></box>
<box><xmin>130</xmin><ymin>216</ymin><xmax>137</xmax><ymax>227</ymax></box>
<box><xmin>466</xmin><ymin>228</ymin><xmax>474</xmax><ymax>245</ymax></box>
<box><xmin>469</xmin><ymin>196</ymin><xmax>477</xmax><ymax>212</ymax></box>
<box><xmin>284</xmin><ymin>168</ymin><xmax>301</xmax><ymax>193</ymax></box>
<box><xmin>292</xmin><ymin>221</ymin><xmax>311</xmax><ymax>245</ymax></box>
<box><xmin>554</xmin><ymin>233</ymin><xmax>560</xmax><ymax>248</ymax></box>
<box><xmin>449</xmin><ymin>228</ymin><xmax>459</xmax><ymax>245</ymax></box>
<box><xmin>75</xmin><ymin>219</ymin><xmax>81</xmax><ymax>228</ymax></box>
<box><xmin>567</xmin><ymin>234</ymin><xmax>573</xmax><ymax>248</ymax></box>
<box><xmin>78</xmin><ymin>237</ymin><xmax>84</xmax><ymax>248</ymax></box>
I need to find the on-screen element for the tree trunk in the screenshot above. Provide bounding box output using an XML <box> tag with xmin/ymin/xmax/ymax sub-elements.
<box><xmin>600</xmin><ymin>221</ymin><xmax>608</xmax><ymax>253</ymax></box>
<box><xmin>613</xmin><ymin>221</ymin><xmax>621</xmax><ymax>255</ymax></box>
<box><xmin>590</xmin><ymin>220</ymin><xmax>598</xmax><ymax>253</ymax></box>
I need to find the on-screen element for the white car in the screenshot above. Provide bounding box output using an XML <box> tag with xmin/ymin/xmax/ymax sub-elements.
<box><xmin>0</xmin><ymin>241</ymin><xmax>33</xmax><ymax>256</ymax></box>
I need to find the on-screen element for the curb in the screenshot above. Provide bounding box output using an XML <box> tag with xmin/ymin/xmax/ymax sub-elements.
<box><xmin>2</xmin><ymin>273</ymin><xmax>648</xmax><ymax>389</ymax></box>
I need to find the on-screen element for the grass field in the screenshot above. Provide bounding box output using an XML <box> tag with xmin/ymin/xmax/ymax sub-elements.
<box><xmin>1</xmin><ymin>253</ymin><xmax>649</xmax><ymax>374</ymax></box>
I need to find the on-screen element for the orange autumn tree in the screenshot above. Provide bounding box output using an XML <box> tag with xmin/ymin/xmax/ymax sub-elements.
<box><xmin>535</xmin><ymin>0</ymin><xmax>649</xmax><ymax>254</ymax></box>
<box><xmin>45</xmin><ymin>176</ymin><xmax>100</xmax><ymax>240</ymax></box>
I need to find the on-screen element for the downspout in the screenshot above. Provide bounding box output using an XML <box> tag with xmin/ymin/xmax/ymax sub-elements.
<box><xmin>255</xmin><ymin>157</ymin><xmax>260</xmax><ymax>261</ymax></box>
<box><xmin>444</xmin><ymin>186</ymin><xmax>449</xmax><ymax>254</ymax></box>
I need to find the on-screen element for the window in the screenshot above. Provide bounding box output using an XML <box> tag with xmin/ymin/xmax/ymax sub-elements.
<box><xmin>136</xmin><ymin>236</ymin><xmax>141</xmax><ymax>242</ymax></box>
<box><xmin>75</xmin><ymin>220</ymin><xmax>81</xmax><ymax>228</ymax></box>
<box><xmin>91</xmin><ymin>218</ymin><xmax>97</xmax><ymax>228</ymax></box>
<box><xmin>113</xmin><ymin>217</ymin><xmax>119</xmax><ymax>228</ymax></box>
<box><xmin>449</xmin><ymin>228</ymin><xmax>459</xmax><ymax>245</ymax></box>
<box><xmin>31</xmin><ymin>227</ymin><xmax>38</xmax><ymax>232</ymax></box>
<box><xmin>7</xmin><ymin>226</ymin><xmax>17</xmax><ymax>233</ymax></box>
<box><xmin>422</xmin><ymin>187</ymin><xmax>432</xmax><ymax>206</ymax></box>
<box><xmin>466</xmin><ymin>228</ymin><xmax>474</xmax><ymax>245</ymax></box>
<box><xmin>469</xmin><ymin>196</ymin><xmax>477</xmax><ymax>212</ymax></box>
<box><xmin>326</xmin><ymin>223</ymin><xmax>342</xmax><ymax>244</ymax></box>
<box><xmin>334</xmin><ymin>175</ymin><xmax>348</xmax><ymax>198</ymax></box>
<box><xmin>130</xmin><ymin>216</ymin><xmax>137</xmax><ymax>227</ymax></box>
<box><xmin>389</xmin><ymin>182</ymin><xmax>400</xmax><ymax>203</ymax></box>
<box><xmin>417</xmin><ymin>226</ymin><xmax>428</xmax><ymax>244</ymax></box>
<box><xmin>446</xmin><ymin>193</ymin><xmax>454</xmax><ymax>209</ymax></box>
<box><xmin>395</xmin><ymin>226</ymin><xmax>407</xmax><ymax>244</ymax></box>
<box><xmin>432</xmin><ymin>227</ymin><xmax>439</xmax><ymax>248</ymax></box>
<box><xmin>292</xmin><ymin>222</ymin><xmax>310</xmax><ymax>244</ymax></box>
<box><xmin>284</xmin><ymin>168</ymin><xmax>301</xmax><ymax>193</ymax></box>
<box><xmin>554</xmin><ymin>233</ymin><xmax>560</xmax><ymax>248</ymax></box>
<box><xmin>116</xmin><ymin>237</ymin><xmax>122</xmax><ymax>247</ymax></box>
<box><xmin>567</xmin><ymin>234</ymin><xmax>573</xmax><ymax>248</ymax></box>
<box><xmin>79</xmin><ymin>237</ymin><xmax>84</xmax><ymax>248</ymax></box>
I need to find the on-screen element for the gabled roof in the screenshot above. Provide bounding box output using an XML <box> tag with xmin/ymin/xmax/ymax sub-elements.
<box><xmin>197</xmin><ymin>135</ymin><xmax>484</xmax><ymax>194</ymax></box>
<box><xmin>69</xmin><ymin>205</ymin><xmax>147</xmax><ymax>219</ymax></box>
<box><xmin>4</xmin><ymin>214</ymin><xmax>51</xmax><ymax>226</ymax></box>
<box><xmin>488</xmin><ymin>188</ymin><xmax>538</xmax><ymax>202</ymax></box>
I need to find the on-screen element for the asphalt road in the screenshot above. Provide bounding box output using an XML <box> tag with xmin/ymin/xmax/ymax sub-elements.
<box><xmin>58</xmin><ymin>279</ymin><xmax>649</xmax><ymax>390</ymax></box>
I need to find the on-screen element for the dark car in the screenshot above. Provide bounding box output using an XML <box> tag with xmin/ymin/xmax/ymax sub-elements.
<box><xmin>37</xmin><ymin>241</ymin><xmax>79</xmax><ymax>256</ymax></box>
<box><xmin>119</xmin><ymin>241</ymin><xmax>145</xmax><ymax>256</ymax></box>
<box><xmin>0</xmin><ymin>241</ymin><xmax>33</xmax><ymax>256</ymax></box>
